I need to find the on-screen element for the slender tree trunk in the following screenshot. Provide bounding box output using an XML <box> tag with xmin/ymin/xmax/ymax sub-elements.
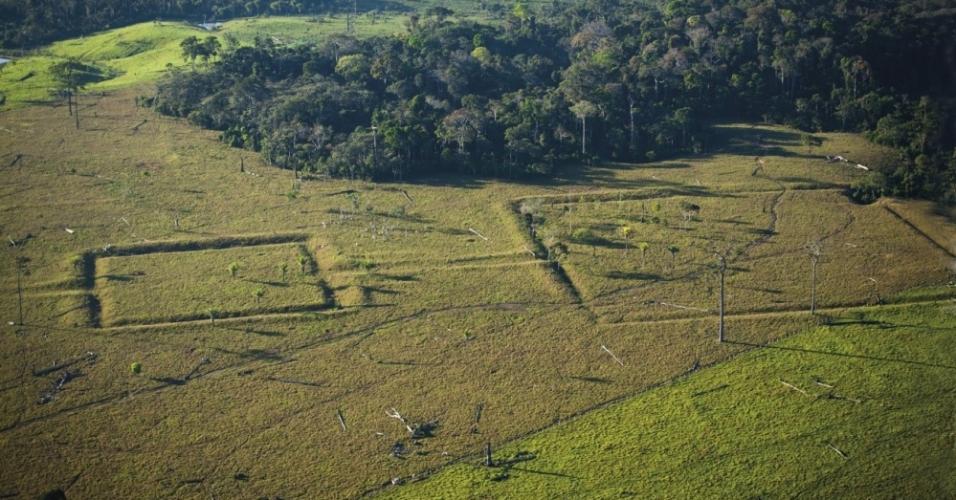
<box><xmin>485</xmin><ymin>442</ymin><xmax>493</xmax><ymax>467</ymax></box>
<box><xmin>628</xmin><ymin>98</ymin><xmax>636</xmax><ymax>155</ymax></box>
<box><xmin>810</xmin><ymin>258</ymin><xmax>817</xmax><ymax>314</ymax></box>
<box><xmin>581</xmin><ymin>117</ymin><xmax>586</xmax><ymax>155</ymax></box>
<box><xmin>74</xmin><ymin>88</ymin><xmax>80</xmax><ymax>129</ymax></box>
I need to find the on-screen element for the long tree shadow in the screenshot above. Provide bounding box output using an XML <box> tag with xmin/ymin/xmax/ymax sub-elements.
<box><xmin>726</xmin><ymin>340</ymin><xmax>956</xmax><ymax>370</ymax></box>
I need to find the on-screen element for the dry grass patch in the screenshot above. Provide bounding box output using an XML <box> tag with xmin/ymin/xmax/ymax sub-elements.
<box><xmin>95</xmin><ymin>242</ymin><xmax>328</xmax><ymax>326</ymax></box>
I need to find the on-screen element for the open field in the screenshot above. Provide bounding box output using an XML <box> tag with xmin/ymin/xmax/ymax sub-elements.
<box><xmin>389</xmin><ymin>303</ymin><xmax>956</xmax><ymax>498</ymax></box>
<box><xmin>1</xmin><ymin>81</ymin><xmax>954</xmax><ymax>498</ymax></box>
<box><xmin>96</xmin><ymin>241</ymin><xmax>329</xmax><ymax>326</ymax></box>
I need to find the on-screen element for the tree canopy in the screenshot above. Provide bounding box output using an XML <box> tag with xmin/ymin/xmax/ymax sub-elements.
<box><xmin>149</xmin><ymin>0</ymin><xmax>955</xmax><ymax>202</ymax></box>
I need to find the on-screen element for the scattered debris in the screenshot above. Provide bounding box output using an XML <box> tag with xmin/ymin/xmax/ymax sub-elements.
<box><xmin>390</xmin><ymin>441</ymin><xmax>407</xmax><ymax>459</ymax></box>
<box><xmin>336</xmin><ymin>409</ymin><xmax>347</xmax><ymax>432</ymax></box>
<box><xmin>658</xmin><ymin>302</ymin><xmax>710</xmax><ymax>312</ymax></box>
<box><xmin>601</xmin><ymin>344</ymin><xmax>625</xmax><ymax>367</ymax></box>
<box><xmin>780</xmin><ymin>379</ymin><xmax>810</xmax><ymax>396</ymax></box>
<box><xmin>468</xmin><ymin>228</ymin><xmax>489</xmax><ymax>241</ymax></box>
<box><xmin>64</xmin><ymin>228</ymin><xmax>75</xmax><ymax>235</ymax></box>
<box><xmin>813</xmin><ymin>378</ymin><xmax>834</xmax><ymax>389</ymax></box>
<box><xmin>37</xmin><ymin>370</ymin><xmax>79</xmax><ymax>404</ymax></box>
<box><xmin>33</xmin><ymin>351</ymin><xmax>97</xmax><ymax>377</ymax></box>
<box><xmin>827</xmin><ymin>443</ymin><xmax>849</xmax><ymax>460</ymax></box>
<box><xmin>855</xmin><ymin>164</ymin><xmax>869</xmax><ymax>171</ymax></box>
<box><xmin>183</xmin><ymin>356</ymin><xmax>210</xmax><ymax>381</ymax></box>
<box><xmin>386</xmin><ymin>408</ymin><xmax>437</xmax><ymax>438</ymax></box>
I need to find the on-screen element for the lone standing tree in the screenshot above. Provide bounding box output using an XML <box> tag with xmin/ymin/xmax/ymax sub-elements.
<box><xmin>49</xmin><ymin>59</ymin><xmax>88</xmax><ymax>129</ymax></box>
<box><xmin>806</xmin><ymin>240</ymin><xmax>822</xmax><ymax>314</ymax></box>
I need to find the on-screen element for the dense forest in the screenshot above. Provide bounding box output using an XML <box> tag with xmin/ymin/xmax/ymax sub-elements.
<box><xmin>21</xmin><ymin>0</ymin><xmax>955</xmax><ymax>203</ymax></box>
<box><xmin>150</xmin><ymin>0</ymin><xmax>956</xmax><ymax>202</ymax></box>
<box><xmin>0</xmin><ymin>0</ymin><xmax>346</xmax><ymax>47</ymax></box>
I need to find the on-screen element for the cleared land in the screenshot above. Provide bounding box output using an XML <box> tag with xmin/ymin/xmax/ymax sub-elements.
<box><xmin>95</xmin><ymin>241</ymin><xmax>328</xmax><ymax>326</ymax></box>
<box><xmin>389</xmin><ymin>303</ymin><xmax>956</xmax><ymax>498</ymax></box>
<box><xmin>0</xmin><ymin>77</ymin><xmax>954</xmax><ymax>498</ymax></box>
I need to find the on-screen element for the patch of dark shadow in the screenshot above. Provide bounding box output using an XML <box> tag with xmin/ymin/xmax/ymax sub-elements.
<box><xmin>605</xmin><ymin>271</ymin><xmax>663</xmax><ymax>281</ymax></box>
<box><xmin>365</xmin><ymin>286</ymin><xmax>400</xmax><ymax>296</ymax></box>
<box><xmin>630</xmin><ymin>162</ymin><xmax>694</xmax><ymax>170</ymax></box>
<box><xmin>825</xmin><ymin>318</ymin><xmax>897</xmax><ymax>328</ymax></box>
<box><xmin>692</xmin><ymin>384</ymin><xmax>729</xmax><ymax>398</ymax></box>
<box><xmin>773</xmin><ymin>177</ymin><xmax>842</xmax><ymax>189</ymax></box>
<box><xmin>99</xmin><ymin>273</ymin><xmax>141</xmax><ymax>282</ymax></box>
<box><xmin>181</xmin><ymin>189</ymin><xmax>204</xmax><ymax>194</ymax></box>
<box><xmin>747</xmin><ymin>227</ymin><xmax>777</xmax><ymax>236</ymax></box>
<box><xmin>487</xmin><ymin>451</ymin><xmax>540</xmax><ymax>481</ymax></box>
<box><xmin>576</xmin><ymin>236</ymin><xmax>625</xmax><ymax>249</ymax></box>
<box><xmin>375</xmin><ymin>359</ymin><xmax>437</xmax><ymax>367</ymax></box>
<box><xmin>150</xmin><ymin>376</ymin><xmax>186</xmax><ymax>386</ymax></box>
<box><xmin>92</xmin><ymin>233</ymin><xmax>308</xmax><ymax>257</ymax></box>
<box><xmin>712</xmin><ymin>218</ymin><xmax>752</xmax><ymax>226</ymax></box>
<box><xmin>243</xmin><ymin>279</ymin><xmax>289</xmax><ymax>288</ymax></box>
<box><xmin>568</xmin><ymin>375</ymin><xmax>612</xmax><ymax>384</ymax></box>
<box><xmin>432</xmin><ymin>227</ymin><xmax>472</xmax><ymax>236</ymax></box>
<box><xmin>240</xmin><ymin>349</ymin><xmax>285</xmax><ymax>362</ymax></box>
<box><xmin>221</xmin><ymin>326</ymin><xmax>286</xmax><ymax>337</ymax></box>
<box><xmin>378</xmin><ymin>273</ymin><xmax>419</xmax><ymax>282</ymax></box>
<box><xmin>734</xmin><ymin>285</ymin><xmax>782</xmax><ymax>294</ymax></box>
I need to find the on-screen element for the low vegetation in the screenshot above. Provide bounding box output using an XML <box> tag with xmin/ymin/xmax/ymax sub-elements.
<box><xmin>389</xmin><ymin>304</ymin><xmax>956</xmax><ymax>498</ymax></box>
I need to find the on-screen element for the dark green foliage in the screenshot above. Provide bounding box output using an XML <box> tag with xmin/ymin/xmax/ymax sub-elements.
<box><xmin>148</xmin><ymin>1</ymin><xmax>954</xmax><ymax>200</ymax></box>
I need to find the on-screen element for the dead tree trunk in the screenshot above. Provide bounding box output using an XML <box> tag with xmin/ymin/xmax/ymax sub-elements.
<box><xmin>73</xmin><ymin>88</ymin><xmax>80</xmax><ymax>130</ymax></box>
<box><xmin>485</xmin><ymin>442</ymin><xmax>493</xmax><ymax>467</ymax></box>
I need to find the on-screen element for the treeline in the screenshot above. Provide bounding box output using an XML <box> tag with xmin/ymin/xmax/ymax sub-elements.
<box><xmin>151</xmin><ymin>0</ymin><xmax>956</xmax><ymax>202</ymax></box>
<box><xmin>0</xmin><ymin>0</ymin><xmax>343</xmax><ymax>48</ymax></box>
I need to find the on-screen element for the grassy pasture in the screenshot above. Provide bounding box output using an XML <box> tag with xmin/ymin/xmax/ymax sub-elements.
<box><xmin>537</xmin><ymin>188</ymin><xmax>953</xmax><ymax>323</ymax></box>
<box><xmin>0</xmin><ymin>84</ymin><xmax>954</xmax><ymax>498</ymax></box>
<box><xmin>388</xmin><ymin>303</ymin><xmax>956</xmax><ymax>499</ymax></box>
<box><xmin>96</xmin><ymin>242</ymin><xmax>328</xmax><ymax>326</ymax></box>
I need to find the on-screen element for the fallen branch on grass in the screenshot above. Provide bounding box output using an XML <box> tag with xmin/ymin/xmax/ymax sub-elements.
<box><xmin>336</xmin><ymin>409</ymin><xmax>347</xmax><ymax>432</ymax></box>
<box><xmin>827</xmin><ymin>443</ymin><xmax>849</xmax><ymax>460</ymax></box>
<box><xmin>780</xmin><ymin>379</ymin><xmax>810</xmax><ymax>396</ymax></box>
<box><xmin>659</xmin><ymin>302</ymin><xmax>710</xmax><ymax>312</ymax></box>
<box><xmin>469</xmin><ymin>228</ymin><xmax>489</xmax><ymax>241</ymax></box>
<box><xmin>601</xmin><ymin>345</ymin><xmax>625</xmax><ymax>367</ymax></box>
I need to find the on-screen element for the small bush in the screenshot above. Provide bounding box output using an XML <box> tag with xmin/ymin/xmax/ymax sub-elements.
<box><xmin>846</xmin><ymin>177</ymin><xmax>882</xmax><ymax>204</ymax></box>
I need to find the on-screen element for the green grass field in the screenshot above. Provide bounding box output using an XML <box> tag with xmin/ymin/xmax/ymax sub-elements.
<box><xmin>388</xmin><ymin>303</ymin><xmax>956</xmax><ymax>498</ymax></box>
<box><xmin>0</xmin><ymin>26</ymin><xmax>954</xmax><ymax>496</ymax></box>
<box><xmin>96</xmin><ymin>242</ymin><xmax>328</xmax><ymax>326</ymax></box>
